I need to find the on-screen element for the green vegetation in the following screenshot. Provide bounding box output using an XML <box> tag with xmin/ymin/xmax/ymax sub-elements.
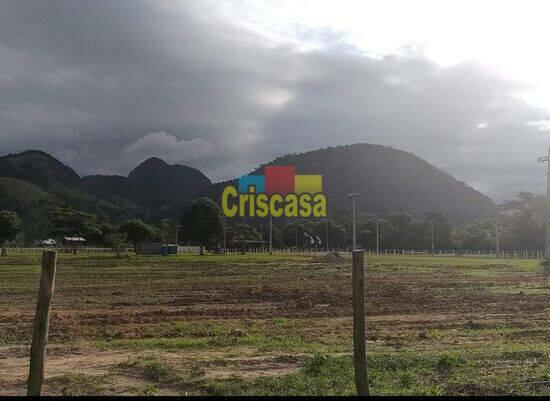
<box><xmin>0</xmin><ymin>149</ymin><xmax>547</xmax><ymax>257</ymax></box>
<box><xmin>0</xmin><ymin>210</ymin><xmax>20</xmax><ymax>255</ymax></box>
<box><xmin>47</xmin><ymin>373</ymin><xmax>106</xmax><ymax>396</ymax></box>
<box><xmin>118</xmin><ymin>218</ymin><xmax>157</xmax><ymax>248</ymax></box>
<box><xmin>180</xmin><ymin>197</ymin><xmax>224</xmax><ymax>254</ymax></box>
<box><xmin>49</xmin><ymin>206</ymin><xmax>102</xmax><ymax>240</ymax></box>
<box><xmin>118</xmin><ymin>355</ymin><xmax>179</xmax><ymax>383</ymax></box>
<box><xmin>0</xmin><ymin>177</ymin><xmax>52</xmax><ymax>208</ymax></box>
<box><xmin>104</xmin><ymin>232</ymin><xmax>128</xmax><ymax>257</ymax></box>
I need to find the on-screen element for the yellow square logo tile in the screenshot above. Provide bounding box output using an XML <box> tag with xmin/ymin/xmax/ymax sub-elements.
<box><xmin>295</xmin><ymin>175</ymin><xmax>322</xmax><ymax>194</ymax></box>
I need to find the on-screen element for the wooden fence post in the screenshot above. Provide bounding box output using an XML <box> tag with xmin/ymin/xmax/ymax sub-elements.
<box><xmin>352</xmin><ymin>250</ymin><xmax>369</xmax><ymax>396</ymax></box>
<box><xmin>27</xmin><ymin>250</ymin><xmax>57</xmax><ymax>396</ymax></box>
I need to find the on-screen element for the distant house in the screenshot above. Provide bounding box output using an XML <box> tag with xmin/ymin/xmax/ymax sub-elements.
<box><xmin>36</xmin><ymin>239</ymin><xmax>56</xmax><ymax>247</ymax></box>
<box><xmin>63</xmin><ymin>237</ymin><xmax>86</xmax><ymax>254</ymax></box>
<box><xmin>63</xmin><ymin>236</ymin><xmax>86</xmax><ymax>244</ymax></box>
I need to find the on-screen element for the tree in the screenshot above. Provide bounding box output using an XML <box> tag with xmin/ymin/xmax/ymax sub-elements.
<box><xmin>358</xmin><ymin>218</ymin><xmax>382</xmax><ymax>250</ymax></box>
<box><xmin>0</xmin><ymin>210</ymin><xmax>20</xmax><ymax>256</ymax></box>
<box><xmin>423</xmin><ymin>212</ymin><xmax>453</xmax><ymax>250</ymax></box>
<box><xmin>180</xmin><ymin>197</ymin><xmax>223</xmax><ymax>255</ymax></box>
<box><xmin>159</xmin><ymin>218</ymin><xmax>181</xmax><ymax>244</ymax></box>
<box><xmin>118</xmin><ymin>219</ymin><xmax>156</xmax><ymax>248</ymax></box>
<box><xmin>500</xmin><ymin>192</ymin><xmax>545</xmax><ymax>250</ymax></box>
<box><xmin>105</xmin><ymin>232</ymin><xmax>128</xmax><ymax>257</ymax></box>
<box><xmin>49</xmin><ymin>206</ymin><xmax>102</xmax><ymax>254</ymax></box>
<box><xmin>228</xmin><ymin>224</ymin><xmax>262</xmax><ymax>244</ymax></box>
<box><xmin>327</xmin><ymin>222</ymin><xmax>347</xmax><ymax>249</ymax></box>
<box><xmin>86</xmin><ymin>222</ymin><xmax>116</xmax><ymax>246</ymax></box>
<box><xmin>381</xmin><ymin>212</ymin><xmax>413</xmax><ymax>249</ymax></box>
<box><xmin>271</xmin><ymin>225</ymin><xmax>284</xmax><ymax>248</ymax></box>
<box><xmin>453</xmin><ymin>221</ymin><xmax>494</xmax><ymax>250</ymax></box>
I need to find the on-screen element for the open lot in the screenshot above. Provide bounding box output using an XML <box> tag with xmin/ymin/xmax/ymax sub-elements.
<box><xmin>0</xmin><ymin>252</ymin><xmax>549</xmax><ymax>396</ymax></box>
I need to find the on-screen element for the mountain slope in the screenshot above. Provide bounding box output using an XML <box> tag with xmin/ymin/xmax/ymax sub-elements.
<box><xmin>0</xmin><ymin>150</ymin><xmax>79</xmax><ymax>190</ymax></box>
<box><xmin>0</xmin><ymin>150</ymin><xmax>212</xmax><ymax>221</ymax></box>
<box><xmin>0</xmin><ymin>177</ymin><xmax>53</xmax><ymax>209</ymax></box>
<box><xmin>209</xmin><ymin>143</ymin><xmax>494</xmax><ymax>222</ymax></box>
<box><xmin>126</xmin><ymin>157</ymin><xmax>212</xmax><ymax>209</ymax></box>
<box><xmin>80</xmin><ymin>157</ymin><xmax>212</xmax><ymax>219</ymax></box>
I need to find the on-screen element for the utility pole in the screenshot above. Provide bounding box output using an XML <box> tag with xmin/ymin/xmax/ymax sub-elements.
<box><xmin>348</xmin><ymin>190</ymin><xmax>359</xmax><ymax>249</ymax></box>
<box><xmin>326</xmin><ymin>219</ymin><xmax>329</xmax><ymax>252</ymax></box>
<box><xmin>430</xmin><ymin>220</ymin><xmax>435</xmax><ymax>255</ymax></box>
<box><xmin>537</xmin><ymin>147</ymin><xmax>550</xmax><ymax>260</ymax></box>
<box><xmin>495</xmin><ymin>207</ymin><xmax>500</xmax><ymax>257</ymax></box>
<box><xmin>269</xmin><ymin>214</ymin><xmax>273</xmax><ymax>255</ymax></box>
<box><xmin>174</xmin><ymin>224</ymin><xmax>180</xmax><ymax>245</ymax></box>
<box><xmin>223</xmin><ymin>216</ymin><xmax>227</xmax><ymax>252</ymax></box>
<box><xmin>375</xmin><ymin>218</ymin><xmax>379</xmax><ymax>254</ymax></box>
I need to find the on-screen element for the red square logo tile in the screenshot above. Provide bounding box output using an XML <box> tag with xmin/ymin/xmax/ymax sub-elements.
<box><xmin>265</xmin><ymin>166</ymin><xmax>295</xmax><ymax>195</ymax></box>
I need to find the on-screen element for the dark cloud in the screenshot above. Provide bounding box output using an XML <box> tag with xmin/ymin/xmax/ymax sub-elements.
<box><xmin>0</xmin><ymin>0</ymin><xmax>548</xmax><ymax>199</ymax></box>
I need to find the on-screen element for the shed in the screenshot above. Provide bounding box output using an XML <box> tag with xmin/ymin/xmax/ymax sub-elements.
<box><xmin>63</xmin><ymin>237</ymin><xmax>86</xmax><ymax>243</ymax></box>
<box><xmin>63</xmin><ymin>237</ymin><xmax>86</xmax><ymax>255</ymax></box>
<box><xmin>136</xmin><ymin>243</ymin><xmax>179</xmax><ymax>255</ymax></box>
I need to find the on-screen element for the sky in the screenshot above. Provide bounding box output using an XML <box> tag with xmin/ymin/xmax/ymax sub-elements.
<box><xmin>1</xmin><ymin>0</ymin><xmax>550</xmax><ymax>200</ymax></box>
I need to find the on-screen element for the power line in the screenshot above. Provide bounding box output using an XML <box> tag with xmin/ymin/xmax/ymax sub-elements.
<box><xmin>484</xmin><ymin>172</ymin><xmax>548</xmax><ymax>194</ymax></box>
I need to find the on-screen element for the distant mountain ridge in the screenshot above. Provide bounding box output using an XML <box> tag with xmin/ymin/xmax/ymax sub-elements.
<box><xmin>0</xmin><ymin>150</ymin><xmax>212</xmax><ymax>220</ymax></box>
<box><xmin>81</xmin><ymin>157</ymin><xmax>212</xmax><ymax>217</ymax></box>
<box><xmin>0</xmin><ymin>144</ymin><xmax>494</xmax><ymax>223</ymax></box>
<box><xmin>208</xmin><ymin>144</ymin><xmax>494</xmax><ymax>223</ymax></box>
<box><xmin>0</xmin><ymin>150</ymin><xmax>80</xmax><ymax>190</ymax></box>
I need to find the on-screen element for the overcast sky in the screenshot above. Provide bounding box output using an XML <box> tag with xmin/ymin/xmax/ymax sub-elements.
<box><xmin>2</xmin><ymin>0</ymin><xmax>550</xmax><ymax>200</ymax></box>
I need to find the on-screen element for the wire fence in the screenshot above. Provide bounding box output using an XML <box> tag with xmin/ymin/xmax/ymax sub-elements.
<box><xmin>4</xmin><ymin>247</ymin><xmax>134</xmax><ymax>254</ymax></box>
<box><xmin>2</xmin><ymin>246</ymin><xmax>546</xmax><ymax>259</ymax></box>
<box><xmin>224</xmin><ymin>247</ymin><xmax>546</xmax><ymax>259</ymax></box>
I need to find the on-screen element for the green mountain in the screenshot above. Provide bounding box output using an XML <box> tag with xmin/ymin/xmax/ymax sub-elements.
<box><xmin>81</xmin><ymin>157</ymin><xmax>212</xmax><ymax>219</ymax></box>
<box><xmin>0</xmin><ymin>150</ymin><xmax>131</xmax><ymax>221</ymax></box>
<box><xmin>208</xmin><ymin>144</ymin><xmax>494</xmax><ymax>223</ymax></box>
<box><xmin>0</xmin><ymin>150</ymin><xmax>79</xmax><ymax>190</ymax></box>
<box><xmin>0</xmin><ymin>150</ymin><xmax>212</xmax><ymax>223</ymax></box>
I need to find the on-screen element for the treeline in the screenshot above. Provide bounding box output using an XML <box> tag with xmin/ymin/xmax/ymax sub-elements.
<box><xmin>223</xmin><ymin>192</ymin><xmax>546</xmax><ymax>251</ymax></box>
<box><xmin>0</xmin><ymin>192</ymin><xmax>545</xmax><ymax>253</ymax></box>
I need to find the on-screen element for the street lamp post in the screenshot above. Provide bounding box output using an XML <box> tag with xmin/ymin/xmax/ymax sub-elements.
<box><xmin>269</xmin><ymin>214</ymin><xmax>273</xmax><ymax>255</ymax></box>
<box><xmin>375</xmin><ymin>218</ymin><xmax>379</xmax><ymax>254</ymax></box>
<box><xmin>174</xmin><ymin>224</ymin><xmax>181</xmax><ymax>245</ymax></box>
<box><xmin>223</xmin><ymin>216</ymin><xmax>227</xmax><ymax>252</ymax></box>
<box><xmin>348</xmin><ymin>190</ymin><xmax>359</xmax><ymax>250</ymax></box>
<box><xmin>495</xmin><ymin>206</ymin><xmax>500</xmax><ymax>257</ymax></box>
<box><xmin>326</xmin><ymin>218</ymin><xmax>329</xmax><ymax>252</ymax></box>
<box><xmin>430</xmin><ymin>220</ymin><xmax>435</xmax><ymax>255</ymax></box>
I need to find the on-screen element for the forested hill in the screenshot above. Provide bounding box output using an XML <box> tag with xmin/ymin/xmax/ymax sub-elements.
<box><xmin>0</xmin><ymin>150</ymin><xmax>211</xmax><ymax>221</ymax></box>
<box><xmin>209</xmin><ymin>143</ymin><xmax>494</xmax><ymax>223</ymax></box>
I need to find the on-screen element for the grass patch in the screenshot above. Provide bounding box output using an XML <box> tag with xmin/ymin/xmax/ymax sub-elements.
<box><xmin>47</xmin><ymin>373</ymin><xmax>105</xmax><ymax>396</ymax></box>
<box><xmin>117</xmin><ymin>354</ymin><xmax>181</xmax><ymax>384</ymax></box>
<box><xmin>96</xmin><ymin>332</ymin><xmax>324</xmax><ymax>354</ymax></box>
<box><xmin>193</xmin><ymin>345</ymin><xmax>550</xmax><ymax>396</ymax></box>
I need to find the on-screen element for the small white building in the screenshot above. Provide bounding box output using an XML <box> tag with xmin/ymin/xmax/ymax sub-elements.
<box><xmin>36</xmin><ymin>239</ymin><xmax>56</xmax><ymax>247</ymax></box>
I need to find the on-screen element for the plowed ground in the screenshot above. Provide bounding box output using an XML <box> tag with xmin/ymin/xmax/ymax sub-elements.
<box><xmin>1</xmin><ymin>253</ymin><xmax>548</xmax><ymax>395</ymax></box>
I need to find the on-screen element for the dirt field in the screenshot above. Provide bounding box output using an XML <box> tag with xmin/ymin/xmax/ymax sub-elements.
<box><xmin>0</xmin><ymin>252</ymin><xmax>548</xmax><ymax>395</ymax></box>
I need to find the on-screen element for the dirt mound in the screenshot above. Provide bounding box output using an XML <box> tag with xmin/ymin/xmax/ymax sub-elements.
<box><xmin>310</xmin><ymin>251</ymin><xmax>344</xmax><ymax>264</ymax></box>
